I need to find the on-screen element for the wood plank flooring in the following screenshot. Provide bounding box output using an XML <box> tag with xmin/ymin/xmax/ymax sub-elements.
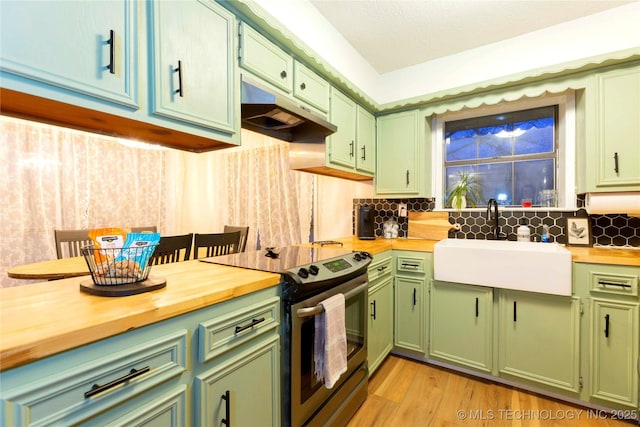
<box><xmin>347</xmin><ymin>355</ymin><xmax>637</xmax><ymax>427</ymax></box>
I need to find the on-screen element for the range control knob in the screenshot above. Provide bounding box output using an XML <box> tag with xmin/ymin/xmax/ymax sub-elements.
<box><xmin>360</xmin><ymin>251</ymin><xmax>372</xmax><ymax>259</ymax></box>
<box><xmin>308</xmin><ymin>265</ymin><xmax>319</xmax><ymax>275</ymax></box>
<box><xmin>353</xmin><ymin>253</ymin><xmax>362</xmax><ymax>261</ymax></box>
<box><xmin>297</xmin><ymin>267</ymin><xmax>309</xmax><ymax>279</ymax></box>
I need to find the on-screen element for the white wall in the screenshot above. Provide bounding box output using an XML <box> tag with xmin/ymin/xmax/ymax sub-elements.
<box><xmin>253</xmin><ymin>1</ymin><xmax>640</xmax><ymax>104</ymax></box>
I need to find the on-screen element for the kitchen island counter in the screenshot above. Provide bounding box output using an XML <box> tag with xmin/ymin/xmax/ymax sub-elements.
<box><xmin>0</xmin><ymin>260</ymin><xmax>280</xmax><ymax>371</ymax></box>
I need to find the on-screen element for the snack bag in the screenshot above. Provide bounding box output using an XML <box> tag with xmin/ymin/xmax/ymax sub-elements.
<box><xmin>116</xmin><ymin>232</ymin><xmax>161</xmax><ymax>272</ymax></box>
<box><xmin>88</xmin><ymin>227</ymin><xmax>126</xmax><ymax>263</ymax></box>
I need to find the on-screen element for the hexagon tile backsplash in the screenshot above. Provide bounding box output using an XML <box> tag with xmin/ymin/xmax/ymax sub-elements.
<box><xmin>353</xmin><ymin>197</ymin><xmax>640</xmax><ymax>248</ymax></box>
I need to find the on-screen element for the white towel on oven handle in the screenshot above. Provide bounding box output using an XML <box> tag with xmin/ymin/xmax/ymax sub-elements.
<box><xmin>313</xmin><ymin>293</ymin><xmax>347</xmax><ymax>389</ymax></box>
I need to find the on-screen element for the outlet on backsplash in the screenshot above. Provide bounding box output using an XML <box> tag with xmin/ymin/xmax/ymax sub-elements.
<box><xmin>352</xmin><ymin>197</ymin><xmax>640</xmax><ymax>248</ymax></box>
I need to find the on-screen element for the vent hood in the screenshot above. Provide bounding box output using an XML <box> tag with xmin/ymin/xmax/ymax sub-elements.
<box><xmin>241</xmin><ymin>78</ymin><xmax>373</xmax><ymax>181</ymax></box>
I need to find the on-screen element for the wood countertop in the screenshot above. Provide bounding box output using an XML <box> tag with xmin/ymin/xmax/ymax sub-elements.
<box><xmin>311</xmin><ymin>237</ymin><xmax>640</xmax><ymax>266</ymax></box>
<box><xmin>0</xmin><ymin>260</ymin><xmax>280</xmax><ymax>371</ymax></box>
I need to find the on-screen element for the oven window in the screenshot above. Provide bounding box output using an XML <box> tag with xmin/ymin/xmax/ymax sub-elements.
<box><xmin>299</xmin><ymin>292</ymin><xmax>365</xmax><ymax>402</ymax></box>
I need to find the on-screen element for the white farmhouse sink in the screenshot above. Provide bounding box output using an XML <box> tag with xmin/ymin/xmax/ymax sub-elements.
<box><xmin>433</xmin><ymin>238</ymin><xmax>572</xmax><ymax>296</ymax></box>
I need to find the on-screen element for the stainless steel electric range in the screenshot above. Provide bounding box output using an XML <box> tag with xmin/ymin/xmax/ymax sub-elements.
<box><xmin>202</xmin><ymin>246</ymin><xmax>372</xmax><ymax>427</ymax></box>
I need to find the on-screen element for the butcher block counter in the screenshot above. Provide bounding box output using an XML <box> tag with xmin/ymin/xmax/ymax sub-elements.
<box><xmin>311</xmin><ymin>236</ymin><xmax>640</xmax><ymax>266</ymax></box>
<box><xmin>0</xmin><ymin>260</ymin><xmax>280</xmax><ymax>371</ymax></box>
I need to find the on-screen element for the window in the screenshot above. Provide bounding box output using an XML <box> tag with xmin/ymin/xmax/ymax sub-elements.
<box><xmin>433</xmin><ymin>92</ymin><xmax>575</xmax><ymax>210</ymax></box>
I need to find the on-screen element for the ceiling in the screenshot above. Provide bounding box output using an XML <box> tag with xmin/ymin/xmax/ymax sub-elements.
<box><xmin>309</xmin><ymin>0</ymin><xmax>634</xmax><ymax>74</ymax></box>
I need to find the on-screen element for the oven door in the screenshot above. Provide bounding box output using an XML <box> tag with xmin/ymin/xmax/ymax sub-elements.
<box><xmin>289</xmin><ymin>273</ymin><xmax>368</xmax><ymax>427</ymax></box>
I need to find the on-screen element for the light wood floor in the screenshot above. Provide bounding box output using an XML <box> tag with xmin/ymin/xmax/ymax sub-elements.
<box><xmin>347</xmin><ymin>355</ymin><xmax>637</xmax><ymax>427</ymax></box>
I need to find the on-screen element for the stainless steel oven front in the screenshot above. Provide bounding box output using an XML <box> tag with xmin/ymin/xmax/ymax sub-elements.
<box><xmin>284</xmin><ymin>273</ymin><xmax>369</xmax><ymax>427</ymax></box>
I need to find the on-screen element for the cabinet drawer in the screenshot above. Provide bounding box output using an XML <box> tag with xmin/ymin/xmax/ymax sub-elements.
<box><xmin>239</xmin><ymin>22</ymin><xmax>292</xmax><ymax>93</ymax></box>
<box><xmin>198</xmin><ymin>297</ymin><xmax>280</xmax><ymax>363</ymax></box>
<box><xmin>590</xmin><ymin>270</ymin><xmax>638</xmax><ymax>298</ymax></box>
<box><xmin>368</xmin><ymin>255</ymin><xmax>392</xmax><ymax>283</ymax></box>
<box><xmin>1</xmin><ymin>331</ymin><xmax>187</xmax><ymax>426</ymax></box>
<box><xmin>396</xmin><ymin>255</ymin><xmax>426</xmax><ymax>274</ymax></box>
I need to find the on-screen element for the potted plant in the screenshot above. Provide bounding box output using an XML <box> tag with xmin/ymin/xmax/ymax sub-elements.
<box><xmin>447</xmin><ymin>170</ymin><xmax>482</xmax><ymax>210</ymax></box>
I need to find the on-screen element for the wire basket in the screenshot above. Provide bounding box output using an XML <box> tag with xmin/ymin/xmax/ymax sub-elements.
<box><xmin>81</xmin><ymin>244</ymin><xmax>157</xmax><ymax>286</ymax></box>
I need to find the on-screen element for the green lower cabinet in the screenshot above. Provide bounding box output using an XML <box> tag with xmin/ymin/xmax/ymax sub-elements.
<box><xmin>590</xmin><ymin>298</ymin><xmax>639</xmax><ymax>407</ymax></box>
<box><xmin>368</xmin><ymin>276</ymin><xmax>394</xmax><ymax>375</ymax></box>
<box><xmin>195</xmin><ymin>334</ymin><xmax>280</xmax><ymax>427</ymax></box>
<box><xmin>429</xmin><ymin>281</ymin><xmax>493</xmax><ymax>373</ymax></box>
<box><xmin>498</xmin><ymin>290</ymin><xmax>581</xmax><ymax>393</ymax></box>
<box><xmin>394</xmin><ymin>275</ymin><xmax>427</xmax><ymax>353</ymax></box>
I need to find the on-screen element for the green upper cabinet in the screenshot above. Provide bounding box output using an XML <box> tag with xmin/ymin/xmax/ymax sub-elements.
<box><xmin>587</xmin><ymin>65</ymin><xmax>640</xmax><ymax>191</ymax></box>
<box><xmin>239</xmin><ymin>22</ymin><xmax>293</xmax><ymax>94</ymax></box>
<box><xmin>376</xmin><ymin>109</ymin><xmax>430</xmax><ymax>196</ymax></box>
<box><xmin>356</xmin><ymin>107</ymin><xmax>376</xmax><ymax>174</ymax></box>
<box><xmin>0</xmin><ymin>0</ymin><xmax>138</xmax><ymax>108</ymax></box>
<box><xmin>429</xmin><ymin>281</ymin><xmax>493</xmax><ymax>373</ymax></box>
<box><xmin>328</xmin><ymin>88</ymin><xmax>358</xmax><ymax>168</ymax></box>
<box><xmin>294</xmin><ymin>61</ymin><xmax>330</xmax><ymax>114</ymax></box>
<box><xmin>149</xmin><ymin>0</ymin><xmax>237</xmax><ymax>136</ymax></box>
<box><xmin>498</xmin><ymin>290</ymin><xmax>581</xmax><ymax>393</ymax></box>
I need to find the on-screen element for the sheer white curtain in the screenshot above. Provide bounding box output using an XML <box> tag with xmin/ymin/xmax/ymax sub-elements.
<box><xmin>0</xmin><ymin>116</ymin><xmax>167</xmax><ymax>287</ymax></box>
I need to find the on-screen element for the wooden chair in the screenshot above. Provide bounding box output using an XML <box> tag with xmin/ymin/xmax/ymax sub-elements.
<box><xmin>54</xmin><ymin>229</ymin><xmax>91</xmax><ymax>259</ymax></box>
<box><xmin>149</xmin><ymin>233</ymin><xmax>193</xmax><ymax>265</ymax></box>
<box><xmin>223</xmin><ymin>225</ymin><xmax>249</xmax><ymax>253</ymax></box>
<box><xmin>130</xmin><ymin>226</ymin><xmax>157</xmax><ymax>233</ymax></box>
<box><xmin>193</xmin><ymin>231</ymin><xmax>241</xmax><ymax>259</ymax></box>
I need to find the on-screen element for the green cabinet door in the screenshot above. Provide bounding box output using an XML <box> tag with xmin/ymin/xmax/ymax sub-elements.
<box><xmin>239</xmin><ymin>22</ymin><xmax>293</xmax><ymax>94</ymax></box>
<box><xmin>498</xmin><ymin>290</ymin><xmax>581</xmax><ymax>393</ymax></box>
<box><xmin>150</xmin><ymin>0</ymin><xmax>237</xmax><ymax>135</ymax></box>
<box><xmin>590</xmin><ymin>299</ymin><xmax>639</xmax><ymax>407</ymax></box>
<box><xmin>394</xmin><ymin>276</ymin><xmax>426</xmax><ymax>353</ymax></box>
<box><xmin>356</xmin><ymin>106</ymin><xmax>376</xmax><ymax>175</ymax></box>
<box><xmin>376</xmin><ymin>109</ymin><xmax>424</xmax><ymax>196</ymax></box>
<box><xmin>368</xmin><ymin>276</ymin><xmax>394</xmax><ymax>375</ymax></box>
<box><xmin>0</xmin><ymin>0</ymin><xmax>137</xmax><ymax>108</ymax></box>
<box><xmin>293</xmin><ymin>61</ymin><xmax>330</xmax><ymax>113</ymax></box>
<box><xmin>328</xmin><ymin>88</ymin><xmax>357</xmax><ymax>169</ymax></box>
<box><xmin>195</xmin><ymin>335</ymin><xmax>280</xmax><ymax>427</ymax></box>
<box><xmin>430</xmin><ymin>281</ymin><xmax>493</xmax><ymax>373</ymax></box>
<box><xmin>592</xmin><ymin>65</ymin><xmax>640</xmax><ymax>190</ymax></box>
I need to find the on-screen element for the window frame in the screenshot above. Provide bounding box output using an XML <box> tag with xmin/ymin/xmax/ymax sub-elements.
<box><xmin>432</xmin><ymin>91</ymin><xmax>576</xmax><ymax>211</ymax></box>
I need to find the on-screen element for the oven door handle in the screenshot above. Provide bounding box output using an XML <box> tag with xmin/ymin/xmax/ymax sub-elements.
<box><xmin>296</xmin><ymin>281</ymin><xmax>368</xmax><ymax>318</ymax></box>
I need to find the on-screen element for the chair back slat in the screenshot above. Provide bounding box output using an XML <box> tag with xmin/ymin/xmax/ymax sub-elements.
<box><xmin>54</xmin><ymin>229</ymin><xmax>91</xmax><ymax>259</ymax></box>
<box><xmin>193</xmin><ymin>231</ymin><xmax>241</xmax><ymax>259</ymax></box>
<box><xmin>223</xmin><ymin>225</ymin><xmax>249</xmax><ymax>253</ymax></box>
<box><xmin>150</xmin><ymin>233</ymin><xmax>193</xmax><ymax>265</ymax></box>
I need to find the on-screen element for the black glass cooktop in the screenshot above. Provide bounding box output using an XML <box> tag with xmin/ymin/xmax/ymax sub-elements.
<box><xmin>199</xmin><ymin>246</ymin><xmax>353</xmax><ymax>274</ymax></box>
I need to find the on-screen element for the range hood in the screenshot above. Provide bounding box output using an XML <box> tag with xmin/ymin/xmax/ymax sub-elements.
<box><xmin>241</xmin><ymin>78</ymin><xmax>373</xmax><ymax>181</ymax></box>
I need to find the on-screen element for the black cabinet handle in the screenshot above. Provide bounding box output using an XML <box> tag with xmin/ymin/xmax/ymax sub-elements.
<box><xmin>174</xmin><ymin>60</ymin><xmax>184</xmax><ymax>97</ymax></box>
<box><xmin>349</xmin><ymin>141</ymin><xmax>354</xmax><ymax>157</ymax></box>
<box><xmin>598</xmin><ymin>280</ymin><xmax>631</xmax><ymax>288</ymax></box>
<box><xmin>361</xmin><ymin>145</ymin><xmax>366</xmax><ymax>161</ymax></box>
<box><xmin>604</xmin><ymin>314</ymin><xmax>610</xmax><ymax>338</ymax></box>
<box><xmin>221</xmin><ymin>390</ymin><xmax>231</xmax><ymax>426</ymax></box>
<box><xmin>377</xmin><ymin>265</ymin><xmax>387</xmax><ymax>273</ymax></box>
<box><xmin>234</xmin><ymin>317</ymin><xmax>265</xmax><ymax>334</ymax></box>
<box><xmin>406</xmin><ymin>170</ymin><xmax>410</xmax><ymax>186</ymax></box>
<box><xmin>513</xmin><ymin>301</ymin><xmax>517</xmax><ymax>322</ymax></box>
<box><xmin>84</xmin><ymin>366</ymin><xmax>150</xmax><ymax>398</ymax></box>
<box><xmin>401</xmin><ymin>263</ymin><xmax>419</xmax><ymax>270</ymax></box>
<box><xmin>300</xmin><ymin>82</ymin><xmax>306</xmax><ymax>90</ymax></box>
<box><xmin>280</xmin><ymin>70</ymin><xmax>287</xmax><ymax>79</ymax></box>
<box><xmin>614</xmin><ymin>152</ymin><xmax>619</xmax><ymax>174</ymax></box>
<box><xmin>475</xmin><ymin>297</ymin><xmax>479</xmax><ymax>318</ymax></box>
<box><xmin>370</xmin><ymin>300</ymin><xmax>376</xmax><ymax>320</ymax></box>
<box><xmin>412</xmin><ymin>288</ymin><xmax>417</xmax><ymax>306</ymax></box>
<box><xmin>107</xmin><ymin>29</ymin><xmax>115</xmax><ymax>74</ymax></box>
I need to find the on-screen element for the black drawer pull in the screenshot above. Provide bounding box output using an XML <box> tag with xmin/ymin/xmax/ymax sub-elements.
<box><xmin>84</xmin><ymin>366</ymin><xmax>150</xmax><ymax>398</ymax></box>
<box><xmin>300</xmin><ymin>82</ymin><xmax>306</xmax><ymax>90</ymax></box>
<box><xmin>401</xmin><ymin>263</ymin><xmax>419</xmax><ymax>270</ymax></box>
<box><xmin>377</xmin><ymin>265</ymin><xmax>388</xmax><ymax>273</ymax></box>
<box><xmin>475</xmin><ymin>297</ymin><xmax>479</xmax><ymax>318</ymax></box>
<box><xmin>280</xmin><ymin>70</ymin><xmax>287</xmax><ymax>79</ymax></box>
<box><xmin>614</xmin><ymin>152</ymin><xmax>619</xmax><ymax>174</ymax></box>
<box><xmin>234</xmin><ymin>317</ymin><xmax>265</xmax><ymax>334</ymax></box>
<box><xmin>175</xmin><ymin>60</ymin><xmax>184</xmax><ymax>97</ymax></box>
<box><xmin>349</xmin><ymin>141</ymin><xmax>354</xmax><ymax>157</ymax></box>
<box><xmin>412</xmin><ymin>288</ymin><xmax>417</xmax><ymax>306</ymax></box>
<box><xmin>513</xmin><ymin>301</ymin><xmax>517</xmax><ymax>322</ymax></box>
<box><xmin>406</xmin><ymin>170</ymin><xmax>410</xmax><ymax>186</ymax></box>
<box><xmin>598</xmin><ymin>280</ymin><xmax>631</xmax><ymax>288</ymax></box>
<box><xmin>604</xmin><ymin>314</ymin><xmax>610</xmax><ymax>338</ymax></box>
<box><xmin>371</xmin><ymin>300</ymin><xmax>376</xmax><ymax>320</ymax></box>
<box><xmin>361</xmin><ymin>145</ymin><xmax>366</xmax><ymax>161</ymax></box>
<box><xmin>221</xmin><ymin>390</ymin><xmax>231</xmax><ymax>426</ymax></box>
<box><xmin>106</xmin><ymin>29</ymin><xmax>115</xmax><ymax>74</ymax></box>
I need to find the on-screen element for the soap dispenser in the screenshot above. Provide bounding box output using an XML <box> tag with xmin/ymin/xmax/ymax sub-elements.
<box><xmin>541</xmin><ymin>224</ymin><xmax>551</xmax><ymax>243</ymax></box>
<box><xmin>517</xmin><ymin>219</ymin><xmax>531</xmax><ymax>242</ymax></box>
